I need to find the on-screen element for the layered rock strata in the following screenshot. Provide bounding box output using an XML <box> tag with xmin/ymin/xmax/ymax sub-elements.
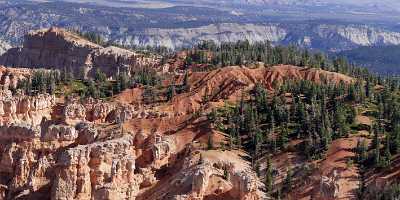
<box><xmin>0</xmin><ymin>28</ymin><xmax>160</xmax><ymax>79</ymax></box>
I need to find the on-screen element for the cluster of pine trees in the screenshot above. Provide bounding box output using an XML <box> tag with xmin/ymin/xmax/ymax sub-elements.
<box><xmin>68</xmin><ymin>28</ymin><xmax>107</xmax><ymax>46</ymax></box>
<box><xmin>16</xmin><ymin>70</ymin><xmax>61</xmax><ymax>95</ymax></box>
<box><xmin>16</xmin><ymin>66</ymin><xmax>162</xmax><ymax>100</ymax></box>
<box><xmin>184</xmin><ymin>40</ymin><xmax>400</xmax><ymax>199</ymax></box>
<box><xmin>185</xmin><ymin>40</ymin><xmax>370</xmax><ymax>77</ymax></box>
<box><xmin>213</xmin><ymin>80</ymin><xmax>360</xmax><ymax>160</ymax></box>
<box><xmin>208</xmin><ymin>72</ymin><xmax>387</xmax><ymax>198</ymax></box>
<box><xmin>354</xmin><ymin>79</ymin><xmax>400</xmax><ymax>199</ymax></box>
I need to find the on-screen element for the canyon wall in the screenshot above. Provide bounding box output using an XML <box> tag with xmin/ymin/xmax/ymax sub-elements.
<box><xmin>0</xmin><ymin>28</ymin><xmax>160</xmax><ymax>79</ymax></box>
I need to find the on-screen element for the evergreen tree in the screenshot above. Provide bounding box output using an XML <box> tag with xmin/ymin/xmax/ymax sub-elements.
<box><xmin>265</xmin><ymin>155</ymin><xmax>274</xmax><ymax>194</ymax></box>
<box><xmin>182</xmin><ymin>72</ymin><xmax>189</xmax><ymax>91</ymax></box>
<box><xmin>321</xmin><ymin>126</ymin><xmax>332</xmax><ymax>151</ymax></box>
<box><xmin>207</xmin><ymin>133</ymin><xmax>214</xmax><ymax>150</ymax></box>
<box><xmin>143</xmin><ymin>87</ymin><xmax>157</xmax><ymax>104</ymax></box>
<box><xmin>347</xmin><ymin>84</ymin><xmax>357</xmax><ymax>101</ymax></box>
<box><xmin>383</xmin><ymin>132</ymin><xmax>392</xmax><ymax>167</ymax></box>
<box><xmin>223</xmin><ymin>166</ymin><xmax>230</xmax><ymax>180</ymax></box>
<box><xmin>94</xmin><ymin>69</ymin><xmax>107</xmax><ymax>83</ymax></box>
<box><xmin>355</xmin><ymin>139</ymin><xmax>368</xmax><ymax>165</ymax></box>
<box><xmin>372</xmin><ymin>124</ymin><xmax>381</xmax><ymax>167</ymax></box>
<box><xmin>283</xmin><ymin>166</ymin><xmax>293</xmax><ymax>192</ymax></box>
<box><xmin>390</xmin><ymin>124</ymin><xmax>400</xmax><ymax>153</ymax></box>
<box><xmin>87</xmin><ymin>80</ymin><xmax>100</xmax><ymax>98</ymax></box>
<box><xmin>278</xmin><ymin>126</ymin><xmax>289</xmax><ymax>149</ymax></box>
<box><xmin>365</xmin><ymin>79</ymin><xmax>373</xmax><ymax>99</ymax></box>
<box><xmin>166</xmin><ymin>85</ymin><xmax>176</xmax><ymax>101</ymax></box>
<box><xmin>333</xmin><ymin>106</ymin><xmax>349</xmax><ymax>139</ymax></box>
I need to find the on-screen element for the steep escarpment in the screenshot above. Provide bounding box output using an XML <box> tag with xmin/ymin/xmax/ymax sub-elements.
<box><xmin>124</xmin><ymin>23</ymin><xmax>400</xmax><ymax>51</ymax></box>
<box><xmin>0</xmin><ymin>28</ymin><xmax>160</xmax><ymax>79</ymax></box>
<box><xmin>128</xmin><ymin>23</ymin><xmax>287</xmax><ymax>48</ymax></box>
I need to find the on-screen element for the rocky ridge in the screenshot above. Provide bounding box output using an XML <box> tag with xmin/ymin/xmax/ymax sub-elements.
<box><xmin>121</xmin><ymin>23</ymin><xmax>400</xmax><ymax>51</ymax></box>
<box><xmin>0</xmin><ymin>28</ymin><xmax>160</xmax><ymax>79</ymax></box>
<box><xmin>169</xmin><ymin>65</ymin><xmax>353</xmax><ymax>115</ymax></box>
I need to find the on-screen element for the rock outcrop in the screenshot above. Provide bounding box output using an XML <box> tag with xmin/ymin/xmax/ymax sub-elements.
<box><xmin>0</xmin><ymin>28</ymin><xmax>160</xmax><ymax>79</ymax></box>
<box><xmin>319</xmin><ymin>170</ymin><xmax>340</xmax><ymax>199</ymax></box>
<box><xmin>0</xmin><ymin>118</ymin><xmax>142</xmax><ymax>200</ymax></box>
<box><xmin>52</xmin><ymin>135</ymin><xmax>139</xmax><ymax>200</ymax></box>
<box><xmin>84</xmin><ymin>99</ymin><xmax>116</xmax><ymax>122</ymax></box>
<box><xmin>140</xmin><ymin>150</ymin><xmax>263</xmax><ymax>200</ymax></box>
<box><xmin>64</xmin><ymin>101</ymin><xmax>86</xmax><ymax>124</ymax></box>
<box><xmin>42</xmin><ymin>125</ymin><xmax>78</xmax><ymax>142</ymax></box>
<box><xmin>0</xmin><ymin>123</ymin><xmax>40</xmax><ymax>141</ymax></box>
<box><xmin>151</xmin><ymin>134</ymin><xmax>177</xmax><ymax>169</ymax></box>
<box><xmin>0</xmin><ymin>66</ymin><xmax>32</xmax><ymax>90</ymax></box>
<box><xmin>0</xmin><ymin>92</ymin><xmax>55</xmax><ymax>126</ymax></box>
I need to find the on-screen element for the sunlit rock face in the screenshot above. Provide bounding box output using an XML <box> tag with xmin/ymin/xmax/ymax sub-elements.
<box><xmin>0</xmin><ymin>28</ymin><xmax>160</xmax><ymax>79</ymax></box>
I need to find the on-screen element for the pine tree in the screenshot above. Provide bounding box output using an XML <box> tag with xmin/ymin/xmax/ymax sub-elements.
<box><xmin>253</xmin><ymin>127</ymin><xmax>263</xmax><ymax>159</ymax></box>
<box><xmin>182</xmin><ymin>71</ymin><xmax>189</xmax><ymax>91</ymax></box>
<box><xmin>283</xmin><ymin>166</ymin><xmax>293</xmax><ymax>192</ymax></box>
<box><xmin>357</xmin><ymin>172</ymin><xmax>366</xmax><ymax>199</ymax></box>
<box><xmin>365</xmin><ymin>79</ymin><xmax>373</xmax><ymax>99</ymax></box>
<box><xmin>265</xmin><ymin>155</ymin><xmax>274</xmax><ymax>194</ymax></box>
<box><xmin>355</xmin><ymin>139</ymin><xmax>368</xmax><ymax>166</ymax></box>
<box><xmin>372</xmin><ymin>124</ymin><xmax>381</xmax><ymax>167</ymax></box>
<box><xmin>143</xmin><ymin>87</ymin><xmax>157</xmax><ymax>104</ymax></box>
<box><xmin>333</xmin><ymin>106</ymin><xmax>348</xmax><ymax>139</ymax></box>
<box><xmin>321</xmin><ymin>126</ymin><xmax>331</xmax><ymax>151</ymax></box>
<box><xmin>372</xmin><ymin>123</ymin><xmax>381</xmax><ymax>149</ymax></box>
<box><xmin>347</xmin><ymin>84</ymin><xmax>357</xmax><ymax>101</ymax></box>
<box><xmin>94</xmin><ymin>68</ymin><xmax>107</xmax><ymax>83</ymax></box>
<box><xmin>390</xmin><ymin>124</ymin><xmax>400</xmax><ymax>153</ymax></box>
<box><xmin>254</xmin><ymin>83</ymin><xmax>268</xmax><ymax>113</ymax></box>
<box><xmin>383</xmin><ymin>132</ymin><xmax>392</xmax><ymax>167</ymax></box>
<box><xmin>278</xmin><ymin>126</ymin><xmax>289</xmax><ymax>149</ymax></box>
<box><xmin>87</xmin><ymin>80</ymin><xmax>100</xmax><ymax>99</ymax></box>
<box><xmin>166</xmin><ymin>85</ymin><xmax>176</xmax><ymax>101</ymax></box>
<box><xmin>49</xmin><ymin>76</ymin><xmax>56</xmax><ymax>95</ymax></box>
<box><xmin>207</xmin><ymin>132</ymin><xmax>214</xmax><ymax>150</ymax></box>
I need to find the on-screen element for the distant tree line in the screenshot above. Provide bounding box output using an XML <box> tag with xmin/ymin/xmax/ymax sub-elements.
<box><xmin>185</xmin><ymin>40</ymin><xmax>370</xmax><ymax>78</ymax></box>
<box><xmin>16</xmin><ymin>65</ymin><xmax>162</xmax><ymax>100</ymax></box>
<box><xmin>16</xmin><ymin>70</ymin><xmax>60</xmax><ymax>95</ymax></box>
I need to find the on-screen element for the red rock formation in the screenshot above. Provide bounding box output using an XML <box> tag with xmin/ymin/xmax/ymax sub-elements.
<box><xmin>138</xmin><ymin>150</ymin><xmax>263</xmax><ymax>200</ymax></box>
<box><xmin>0</xmin><ymin>92</ymin><xmax>55</xmax><ymax>126</ymax></box>
<box><xmin>0</xmin><ymin>28</ymin><xmax>160</xmax><ymax>79</ymax></box>
<box><xmin>52</xmin><ymin>135</ymin><xmax>139</xmax><ymax>200</ymax></box>
<box><xmin>0</xmin><ymin>66</ymin><xmax>31</xmax><ymax>89</ymax></box>
<box><xmin>170</xmin><ymin>65</ymin><xmax>354</xmax><ymax>115</ymax></box>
